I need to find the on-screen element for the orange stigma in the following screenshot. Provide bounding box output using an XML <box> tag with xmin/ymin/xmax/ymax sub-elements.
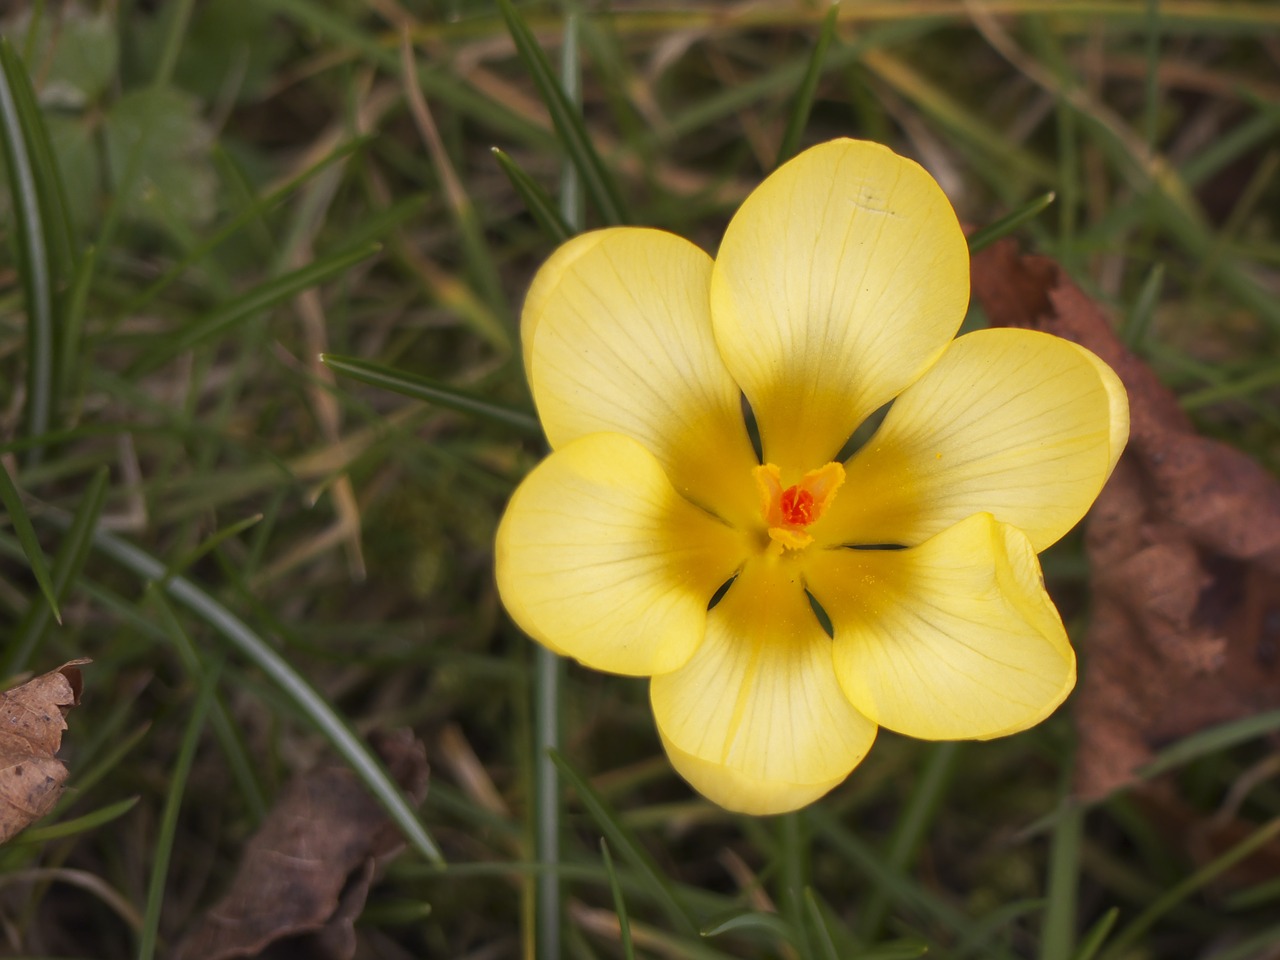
<box><xmin>753</xmin><ymin>462</ymin><xmax>845</xmax><ymax>552</ymax></box>
<box><xmin>779</xmin><ymin>486</ymin><xmax>815</xmax><ymax>526</ymax></box>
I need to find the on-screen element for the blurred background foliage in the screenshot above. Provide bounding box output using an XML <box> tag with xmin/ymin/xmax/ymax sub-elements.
<box><xmin>0</xmin><ymin>1</ymin><xmax>1279</xmax><ymax>958</ymax></box>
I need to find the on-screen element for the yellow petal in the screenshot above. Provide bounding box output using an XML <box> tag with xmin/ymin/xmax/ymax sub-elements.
<box><xmin>805</xmin><ymin>513</ymin><xmax>1075</xmax><ymax>741</ymax></box>
<box><xmin>710</xmin><ymin>139</ymin><xmax>969</xmax><ymax>471</ymax></box>
<box><xmin>496</xmin><ymin>433</ymin><xmax>749</xmax><ymax>676</ymax></box>
<box><xmin>1068</xmin><ymin>340</ymin><xmax>1129</xmax><ymax>483</ymax></box>
<box><xmin>523</xmin><ymin>227</ymin><xmax>760</xmax><ymax>525</ymax></box>
<box><xmin>820</xmin><ymin>327</ymin><xmax>1129</xmax><ymax>552</ymax></box>
<box><xmin>650</xmin><ymin>558</ymin><xmax>877</xmax><ymax>814</ymax></box>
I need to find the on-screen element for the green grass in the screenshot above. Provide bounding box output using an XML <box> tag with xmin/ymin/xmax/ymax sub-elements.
<box><xmin>1</xmin><ymin>1</ymin><xmax>1279</xmax><ymax>957</ymax></box>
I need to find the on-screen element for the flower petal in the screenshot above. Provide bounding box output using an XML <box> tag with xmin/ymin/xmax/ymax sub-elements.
<box><xmin>710</xmin><ymin>139</ymin><xmax>969</xmax><ymax>472</ymax></box>
<box><xmin>1069</xmin><ymin>340</ymin><xmax>1129</xmax><ymax>484</ymax></box>
<box><xmin>523</xmin><ymin>227</ymin><xmax>760</xmax><ymax>524</ymax></box>
<box><xmin>496</xmin><ymin>433</ymin><xmax>749</xmax><ymax>676</ymax></box>
<box><xmin>819</xmin><ymin>328</ymin><xmax>1128</xmax><ymax>552</ymax></box>
<box><xmin>650</xmin><ymin>558</ymin><xmax>877</xmax><ymax>814</ymax></box>
<box><xmin>805</xmin><ymin>513</ymin><xmax>1075</xmax><ymax>741</ymax></box>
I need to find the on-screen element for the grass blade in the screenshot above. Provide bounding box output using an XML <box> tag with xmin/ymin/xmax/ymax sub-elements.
<box><xmin>1041</xmin><ymin>801</ymin><xmax>1084</xmax><ymax>960</ymax></box>
<box><xmin>74</xmin><ymin>521</ymin><xmax>442</xmax><ymax>864</ymax></box>
<box><xmin>1139</xmin><ymin>709</ymin><xmax>1280</xmax><ymax>779</ymax></box>
<box><xmin>58</xmin><ymin>244</ymin><xmax>96</xmax><ymax>409</ymax></box>
<box><xmin>549</xmin><ymin>749</ymin><xmax>696</xmax><ymax>935</ymax></box>
<box><xmin>535</xmin><ymin>642</ymin><xmax>563</xmax><ymax>960</ymax></box>
<box><xmin>857</xmin><ymin>741</ymin><xmax>960</xmax><ymax>941</ymax></box>
<box><xmin>137</xmin><ymin>665</ymin><xmax>218</xmax><ymax>960</ymax></box>
<box><xmin>1180</xmin><ymin>104</ymin><xmax>1280</xmax><ymax>188</ymax></box>
<box><xmin>399</xmin><ymin>29</ymin><xmax>509</xmax><ymax>324</ymax></box>
<box><xmin>776</xmin><ymin>3</ymin><xmax>838</xmax><ymax>168</ymax></box>
<box><xmin>1070</xmin><ymin>908</ymin><xmax>1119</xmax><ymax>960</ymax></box>
<box><xmin>778</xmin><ymin>811</ymin><xmax>813</xmax><ymax>959</ymax></box>
<box><xmin>59</xmin><ymin>721</ymin><xmax>152</xmax><ymax>804</ymax></box>
<box><xmin>809</xmin><ymin>805</ymin><xmax>995</xmax><ymax>951</ymax></box>
<box><xmin>601</xmin><ymin>839</ymin><xmax>636</xmax><ymax>960</ymax></box>
<box><xmin>956</xmin><ymin>898</ymin><xmax>1045</xmax><ymax>959</ymax></box>
<box><xmin>321</xmin><ymin>353</ymin><xmax>541</xmax><ymax>436</ymax></box>
<box><xmin>150</xmin><ymin>0</ymin><xmax>196</xmax><ymax>88</ymax></box>
<box><xmin>496</xmin><ymin>0</ymin><xmax>628</xmax><ymax>225</ymax></box>
<box><xmin>122</xmin><ymin>136</ymin><xmax>374</xmax><ymax>316</ymax></box>
<box><xmin>1141</xmin><ymin>0</ymin><xmax>1162</xmax><ymax>155</ymax></box>
<box><xmin>0</xmin><ymin>41</ymin><xmax>75</xmax><ymax>277</ymax></box>
<box><xmin>129</xmin><ymin>241</ymin><xmax>380</xmax><ymax>375</ymax></box>
<box><xmin>1122</xmin><ymin>262</ymin><xmax>1165</xmax><ymax>348</ymax></box>
<box><xmin>702</xmin><ymin>910</ymin><xmax>795</xmax><ymax>942</ymax></box>
<box><xmin>12</xmin><ymin>796</ymin><xmax>140</xmax><ymax>845</ymax></box>
<box><xmin>492</xmin><ymin>147</ymin><xmax>572</xmax><ymax>244</ymax></box>
<box><xmin>658</xmin><ymin>20</ymin><xmax>928</xmax><ymax>146</ymax></box>
<box><xmin>1101</xmin><ymin>817</ymin><xmax>1280</xmax><ymax>960</ymax></box>
<box><xmin>260</xmin><ymin>0</ymin><xmax>554</xmax><ymax>148</ymax></box>
<box><xmin>804</xmin><ymin>887</ymin><xmax>842</xmax><ymax>960</ymax></box>
<box><xmin>158</xmin><ymin>514</ymin><xmax>263</xmax><ymax>585</ymax></box>
<box><xmin>968</xmin><ymin>191</ymin><xmax>1057</xmax><ymax>253</ymax></box>
<box><xmin>0</xmin><ymin>465</ymin><xmax>108</xmax><ymax>677</ymax></box>
<box><xmin>148</xmin><ymin>589</ymin><xmax>268</xmax><ymax>822</ymax></box>
<box><xmin>0</xmin><ymin>459</ymin><xmax>61</xmax><ymax>628</ymax></box>
<box><xmin>0</xmin><ymin>39</ymin><xmax>58</xmax><ymax>456</ymax></box>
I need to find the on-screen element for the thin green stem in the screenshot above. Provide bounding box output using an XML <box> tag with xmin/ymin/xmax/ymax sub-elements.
<box><xmin>534</xmin><ymin>644</ymin><xmax>563</xmax><ymax>959</ymax></box>
<box><xmin>778</xmin><ymin>812</ymin><xmax>813</xmax><ymax>959</ymax></box>
<box><xmin>533</xmin><ymin>14</ymin><xmax>584</xmax><ymax>960</ymax></box>
<box><xmin>1041</xmin><ymin>800</ymin><xmax>1084</xmax><ymax>960</ymax></box>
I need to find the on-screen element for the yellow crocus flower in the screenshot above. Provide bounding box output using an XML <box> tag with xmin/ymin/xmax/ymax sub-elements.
<box><xmin>496</xmin><ymin>138</ymin><xmax>1129</xmax><ymax>815</ymax></box>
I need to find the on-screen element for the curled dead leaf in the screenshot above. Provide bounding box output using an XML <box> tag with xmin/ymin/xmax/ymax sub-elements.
<box><xmin>172</xmin><ymin>728</ymin><xmax>429</xmax><ymax>960</ymax></box>
<box><xmin>971</xmin><ymin>241</ymin><xmax>1280</xmax><ymax>800</ymax></box>
<box><xmin>0</xmin><ymin>660</ymin><xmax>88</xmax><ymax>844</ymax></box>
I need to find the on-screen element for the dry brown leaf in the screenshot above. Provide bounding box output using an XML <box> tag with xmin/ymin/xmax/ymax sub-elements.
<box><xmin>172</xmin><ymin>729</ymin><xmax>430</xmax><ymax>960</ymax></box>
<box><xmin>0</xmin><ymin>660</ymin><xmax>88</xmax><ymax>844</ymax></box>
<box><xmin>970</xmin><ymin>240</ymin><xmax>1280</xmax><ymax>800</ymax></box>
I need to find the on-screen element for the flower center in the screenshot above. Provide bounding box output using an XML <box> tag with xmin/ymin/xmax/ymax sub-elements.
<box><xmin>779</xmin><ymin>486</ymin><xmax>815</xmax><ymax>526</ymax></box>
<box><xmin>753</xmin><ymin>461</ymin><xmax>845</xmax><ymax>552</ymax></box>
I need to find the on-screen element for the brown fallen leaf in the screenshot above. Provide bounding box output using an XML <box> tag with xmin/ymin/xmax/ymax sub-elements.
<box><xmin>172</xmin><ymin>729</ymin><xmax>429</xmax><ymax>960</ymax></box>
<box><xmin>971</xmin><ymin>241</ymin><xmax>1280</xmax><ymax>800</ymax></box>
<box><xmin>0</xmin><ymin>660</ymin><xmax>88</xmax><ymax>844</ymax></box>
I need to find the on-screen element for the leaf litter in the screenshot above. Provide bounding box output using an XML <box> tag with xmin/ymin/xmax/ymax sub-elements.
<box><xmin>0</xmin><ymin>660</ymin><xmax>87</xmax><ymax>844</ymax></box>
<box><xmin>172</xmin><ymin>728</ymin><xmax>429</xmax><ymax>960</ymax></box>
<box><xmin>970</xmin><ymin>239</ymin><xmax>1280</xmax><ymax>802</ymax></box>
